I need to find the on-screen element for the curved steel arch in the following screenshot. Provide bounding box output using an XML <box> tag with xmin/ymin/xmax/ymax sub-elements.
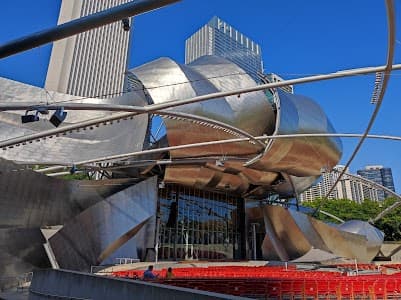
<box><xmin>319</xmin><ymin>210</ymin><xmax>345</xmax><ymax>224</ymax></box>
<box><xmin>33</xmin><ymin>132</ymin><xmax>401</xmax><ymax>173</ymax></box>
<box><xmin>331</xmin><ymin>169</ymin><xmax>401</xmax><ymax>224</ymax></box>
<box><xmin>0</xmin><ymin>109</ymin><xmax>265</xmax><ymax>151</ymax></box>
<box><xmin>155</xmin><ymin>110</ymin><xmax>266</xmax><ymax>148</ymax></box>
<box><xmin>1</xmin><ymin>63</ymin><xmax>401</xmax><ymax>150</ymax></box>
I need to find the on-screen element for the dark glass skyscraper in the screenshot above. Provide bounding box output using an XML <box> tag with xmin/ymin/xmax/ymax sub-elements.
<box><xmin>357</xmin><ymin>165</ymin><xmax>395</xmax><ymax>200</ymax></box>
<box><xmin>185</xmin><ymin>16</ymin><xmax>263</xmax><ymax>82</ymax></box>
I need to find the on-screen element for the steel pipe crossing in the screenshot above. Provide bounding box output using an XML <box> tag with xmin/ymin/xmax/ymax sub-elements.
<box><xmin>1</xmin><ymin>63</ymin><xmax>401</xmax><ymax>150</ymax></box>
<box><xmin>316</xmin><ymin>0</ymin><xmax>396</xmax><ymax>215</ymax></box>
<box><xmin>0</xmin><ymin>0</ymin><xmax>181</xmax><ymax>59</ymax></box>
<box><xmin>33</xmin><ymin>132</ymin><xmax>401</xmax><ymax>174</ymax></box>
<box><xmin>330</xmin><ymin>170</ymin><xmax>401</xmax><ymax>224</ymax></box>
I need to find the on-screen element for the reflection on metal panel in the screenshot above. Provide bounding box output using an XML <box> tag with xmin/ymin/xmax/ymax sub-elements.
<box><xmin>247</xmin><ymin>205</ymin><xmax>380</xmax><ymax>262</ymax></box>
<box><xmin>0</xmin><ymin>77</ymin><xmax>148</xmax><ymax>122</ymax></box>
<box><xmin>164</xmin><ymin>166</ymin><xmax>249</xmax><ymax>194</ymax></box>
<box><xmin>189</xmin><ymin>56</ymin><xmax>275</xmax><ymax>136</ymax></box>
<box><xmin>0</xmin><ymin>115</ymin><xmax>148</xmax><ymax>164</ymax></box>
<box><xmin>249</xmin><ymin>90</ymin><xmax>342</xmax><ymax>177</ymax></box>
<box><xmin>271</xmin><ymin>173</ymin><xmax>321</xmax><ymax>197</ymax></box>
<box><xmin>162</xmin><ymin>119</ymin><xmax>262</xmax><ymax>158</ymax></box>
<box><xmin>0</xmin><ymin>77</ymin><xmax>149</xmax><ymax>164</ymax></box>
<box><xmin>132</xmin><ymin>56</ymin><xmax>341</xmax><ymax>197</ymax></box>
<box><xmin>0</xmin><ymin>158</ymin><xmax>137</xmax><ymax>228</ymax></box>
<box><xmin>49</xmin><ymin>177</ymin><xmax>158</xmax><ymax>271</ymax></box>
<box><xmin>0</xmin><ymin>228</ymin><xmax>50</xmax><ymax>290</ymax></box>
<box><xmin>338</xmin><ymin>220</ymin><xmax>384</xmax><ymax>261</ymax></box>
<box><xmin>131</xmin><ymin>56</ymin><xmax>274</xmax><ymax>157</ymax></box>
<box><xmin>261</xmin><ymin>205</ymin><xmax>311</xmax><ymax>260</ymax></box>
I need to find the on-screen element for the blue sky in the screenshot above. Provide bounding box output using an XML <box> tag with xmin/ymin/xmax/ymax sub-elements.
<box><xmin>0</xmin><ymin>0</ymin><xmax>400</xmax><ymax>191</ymax></box>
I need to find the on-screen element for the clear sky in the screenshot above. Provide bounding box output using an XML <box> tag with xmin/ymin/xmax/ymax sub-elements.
<box><xmin>0</xmin><ymin>0</ymin><xmax>400</xmax><ymax>191</ymax></box>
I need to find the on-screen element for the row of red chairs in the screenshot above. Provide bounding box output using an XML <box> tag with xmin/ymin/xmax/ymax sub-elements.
<box><xmin>336</xmin><ymin>263</ymin><xmax>382</xmax><ymax>270</ymax></box>
<box><xmin>112</xmin><ymin>265</ymin><xmax>399</xmax><ymax>280</ymax></box>
<box><xmin>156</xmin><ymin>278</ymin><xmax>401</xmax><ymax>298</ymax></box>
<box><xmin>131</xmin><ymin>266</ymin><xmax>341</xmax><ymax>279</ymax></box>
<box><xmin>112</xmin><ymin>266</ymin><xmax>401</xmax><ymax>298</ymax></box>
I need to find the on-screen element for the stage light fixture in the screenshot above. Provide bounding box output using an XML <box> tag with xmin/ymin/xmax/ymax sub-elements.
<box><xmin>122</xmin><ymin>18</ymin><xmax>130</xmax><ymax>31</ymax></box>
<box><xmin>21</xmin><ymin>110</ymin><xmax>39</xmax><ymax>124</ymax></box>
<box><xmin>50</xmin><ymin>107</ymin><xmax>67</xmax><ymax>127</ymax></box>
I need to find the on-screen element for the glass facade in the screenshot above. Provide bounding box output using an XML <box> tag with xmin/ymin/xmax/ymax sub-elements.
<box><xmin>185</xmin><ymin>16</ymin><xmax>263</xmax><ymax>82</ymax></box>
<box><xmin>212</xmin><ymin>29</ymin><xmax>262</xmax><ymax>81</ymax></box>
<box><xmin>382</xmin><ymin>168</ymin><xmax>396</xmax><ymax>196</ymax></box>
<box><xmin>157</xmin><ymin>184</ymin><xmax>245</xmax><ymax>261</ymax></box>
<box><xmin>357</xmin><ymin>166</ymin><xmax>395</xmax><ymax>200</ymax></box>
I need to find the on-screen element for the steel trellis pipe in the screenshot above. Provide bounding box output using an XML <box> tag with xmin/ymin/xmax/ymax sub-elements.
<box><xmin>32</xmin><ymin>132</ymin><xmax>401</xmax><ymax>172</ymax></box>
<box><xmin>1</xmin><ymin>63</ymin><xmax>401</xmax><ymax>150</ymax></box>
<box><xmin>0</xmin><ymin>0</ymin><xmax>181</xmax><ymax>59</ymax></box>
<box><xmin>314</xmin><ymin>0</ymin><xmax>397</xmax><ymax>216</ymax></box>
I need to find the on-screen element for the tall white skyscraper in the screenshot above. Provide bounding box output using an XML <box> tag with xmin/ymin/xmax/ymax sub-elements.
<box><xmin>45</xmin><ymin>0</ymin><xmax>132</xmax><ymax>97</ymax></box>
<box><xmin>185</xmin><ymin>16</ymin><xmax>263</xmax><ymax>82</ymax></box>
<box><xmin>299</xmin><ymin>165</ymin><xmax>382</xmax><ymax>203</ymax></box>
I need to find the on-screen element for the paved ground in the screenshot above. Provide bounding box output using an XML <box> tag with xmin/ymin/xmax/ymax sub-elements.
<box><xmin>0</xmin><ymin>288</ymin><xmax>29</xmax><ymax>300</ymax></box>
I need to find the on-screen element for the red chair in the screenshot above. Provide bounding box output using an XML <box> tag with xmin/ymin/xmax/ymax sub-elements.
<box><xmin>304</xmin><ymin>280</ymin><xmax>318</xmax><ymax>298</ymax></box>
<box><xmin>266</xmin><ymin>281</ymin><xmax>281</xmax><ymax>298</ymax></box>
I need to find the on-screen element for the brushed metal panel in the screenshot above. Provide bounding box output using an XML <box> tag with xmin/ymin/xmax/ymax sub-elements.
<box><xmin>164</xmin><ymin>165</ymin><xmax>249</xmax><ymax>194</ymax></box>
<box><xmin>249</xmin><ymin>90</ymin><xmax>342</xmax><ymax>177</ymax></box>
<box><xmin>261</xmin><ymin>205</ymin><xmax>311</xmax><ymax>259</ymax></box>
<box><xmin>270</xmin><ymin>173</ymin><xmax>320</xmax><ymax>197</ymax></box>
<box><xmin>0</xmin><ymin>77</ymin><xmax>149</xmax><ymax>164</ymax></box>
<box><xmin>0</xmin><ymin>158</ymin><xmax>136</xmax><ymax>228</ymax></box>
<box><xmin>0</xmin><ymin>228</ymin><xmax>50</xmax><ymax>290</ymax></box>
<box><xmin>189</xmin><ymin>55</ymin><xmax>276</xmax><ymax>136</ymax></box>
<box><xmin>132</xmin><ymin>56</ymin><xmax>340</xmax><ymax>197</ymax></box>
<box><xmin>131</xmin><ymin>56</ymin><xmax>274</xmax><ymax>159</ymax></box>
<box><xmin>288</xmin><ymin>209</ymin><xmax>329</xmax><ymax>251</ymax></box>
<box><xmin>49</xmin><ymin>177</ymin><xmax>158</xmax><ymax>271</ymax></box>
<box><xmin>310</xmin><ymin>218</ymin><xmax>368</xmax><ymax>262</ymax></box>
<box><xmin>338</xmin><ymin>220</ymin><xmax>384</xmax><ymax>262</ymax></box>
<box><xmin>248</xmin><ymin>205</ymin><xmax>378</xmax><ymax>262</ymax></box>
<box><xmin>163</xmin><ymin>119</ymin><xmax>261</xmax><ymax>158</ymax></box>
<box><xmin>0</xmin><ymin>114</ymin><xmax>148</xmax><ymax>164</ymax></box>
<box><xmin>0</xmin><ymin>76</ymin><xmax>148</xmax><ymax>122</ymax></box>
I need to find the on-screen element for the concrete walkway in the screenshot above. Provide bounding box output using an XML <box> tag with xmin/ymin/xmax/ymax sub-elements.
<box><xmin>100</xmin><ymin>260</ymin><xmax>270</xmax><ymax>274</ymax></box>
<box><xmin>0</xmin><ymin>288</ymin><xmax>29</xmax><ymax>300</ymax></box>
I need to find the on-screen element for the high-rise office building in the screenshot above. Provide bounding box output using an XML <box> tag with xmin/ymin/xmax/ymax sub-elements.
<box><xmin>357</xmin><ymin>165</ymin><xmax>395</xmax><ymax>200</ymax></box>
<box><xmin>185</xmin><ymin>16</ymin><xmax>263</xmax><ymax>82</ymax></box>
<box><xmin>300</xmin><ymin>165</ymin><xmax>382</xmax><ymax>203</ymax></box>
<box><xmin>45</xmin><ymin>0</ymin><xmax>132</xmax><ymax>97</ymax></box>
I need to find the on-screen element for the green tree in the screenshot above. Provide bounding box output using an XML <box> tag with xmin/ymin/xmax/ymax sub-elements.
<box><xmin>302</xmin><ymin>197</ymin><xmax>401</xmax><ymax>241</ymax></box>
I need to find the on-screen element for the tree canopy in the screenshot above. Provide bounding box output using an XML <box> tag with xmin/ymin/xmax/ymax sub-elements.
<box><xmin>302</xmin><ymin>198</ymin><xmax>401</xmax><ymax>241</ymax></box>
